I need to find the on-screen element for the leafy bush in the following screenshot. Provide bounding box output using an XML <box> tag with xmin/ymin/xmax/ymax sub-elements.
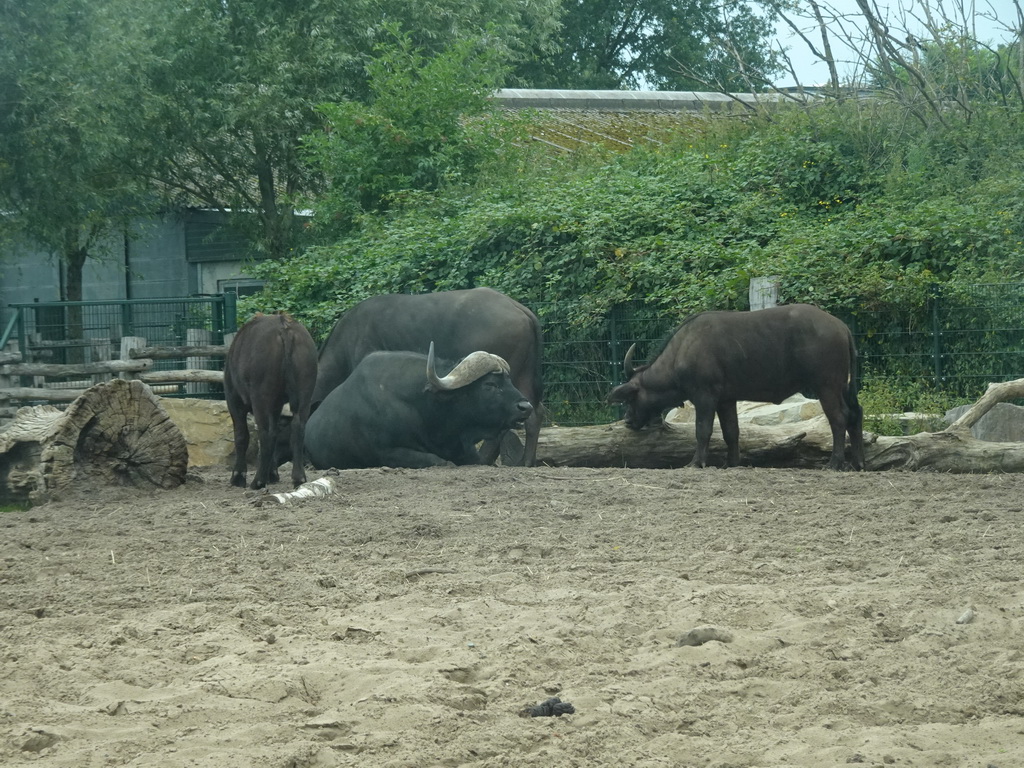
<box><xmin>245</xmin><ymin>97</ymin><xmax>1024</xmax><ymax>418</ymax></box>
<box><xmin>858</xmin><ymin>377</ymin><xmax>963</xmax><ymax>436</ymax></box>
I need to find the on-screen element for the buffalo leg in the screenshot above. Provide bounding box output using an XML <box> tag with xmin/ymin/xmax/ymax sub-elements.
<box><xmin>716</xmin><ymin>401</ymin><xmax>741</xmax><ymax>467</ymax></box>
<box><xmin>381</xmin><ymin>448</ymin><xmax>455</xmax><ymax>468</ymax></box>
<box><xmin>226</xmin><ymin>399</ymin><xmax>251</xmax><ymax>488</ymax></box>
<box><xmin>522</xmin><ymin>407</ymin><xmax>542</xmax><ymax>467</ymax></box>
<box><xmin>845</xmin><ymin>389</ymin><xmax>865</xmax><ymax>470</ymax></box>
<box><xmin>251</xmin><ymin>407</ymin><xmax>281</xmax><ymax>489</ymax></box>
<box><xmin>688</xmin><ymin>400</ymin><xmax>717</xmax><ymax>468</ymax></box>
<box><xmin>288</xmin><ymin>404</ymin><xmax>309</xmax><ymax>488</ymax></box>
<box><xmin>819</xmin><ymin>390</ymin><xmax>849</xmax><ymax>470</ymax></box>
<box><xmin>477</xmin><ymin>436</ymin><xmax>502</xmax><ymax>465</ymax></box>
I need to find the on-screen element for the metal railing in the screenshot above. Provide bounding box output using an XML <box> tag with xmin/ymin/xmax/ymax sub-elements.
<box><xmin>0</xmin><ymin>295</ymin><xmax>237</xmax><ymax>399</ymax></box>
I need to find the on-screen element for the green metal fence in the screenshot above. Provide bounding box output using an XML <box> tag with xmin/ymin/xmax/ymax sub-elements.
<box><xmin>539</xmin><ymin>283</ymin><xmax>1024</xmax><ymax>426</ymax></box>
<box><xmin>847</xmin><ymin>283</ymin><xmax>1024</xmax><ymax>398</ymax></box>
<box><xmin>5</xmin><ymin>284</ymin><xmax>1020</xmax><ymax>420</ymax></box>
<box><xmin>1</xmin><ymin>295</ymin><xmax>238</xmax><ymax>395</ymax></box>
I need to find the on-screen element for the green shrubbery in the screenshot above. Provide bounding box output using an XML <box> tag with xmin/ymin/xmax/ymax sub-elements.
<box><xmin>247</xmin><ymin>97</ymin><xmax>1024</xmax><ymax>418</ymax></box>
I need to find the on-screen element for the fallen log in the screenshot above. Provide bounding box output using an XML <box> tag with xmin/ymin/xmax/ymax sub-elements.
<box><xmin>945</xmin><ymin>378</ymin><xmax>1024</xmax><ymax>433</ymax></box>
<box><xmin>0</xmin><ymin>386</ymin><xmax>90</xmax><ymax>403</ymax></box>
<box><xmin>139</xmin><ymin>369</ymin><xmax>223</xmax><ymax>384</ymax></box>
<box><xmin>1</xmin><ymin>359</ymin><xmax>152</xmax><ymax>377</ymax></box>
<box><xmin>534</xmin><ymin>418</ymin><xmax>1024</xmax><ymax>472</ymax></box>
<box><xmin>0</xmin><ymin>379</ymin><xmax>188</xmax><ymax>505</ymax></box>
<box><xmin>535</xmin><ymin>378</ymin><xmax>1024</xmax><ymax>472</ymax></box>
<box><xmin>130</xmin><ymin>344</ymin><xmax>228</xmax><ymax>360</ymax></box>
<box><xmin>534</xmin><ymin>418</ymin><xmax>852</xmax><ymax>469</ymax></box>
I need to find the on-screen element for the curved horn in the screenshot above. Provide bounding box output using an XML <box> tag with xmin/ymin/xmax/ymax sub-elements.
<box><xmin>426</xmin><ymin>342</ymin><xmax>510</xmax><ymax>391</ymax></box>
<box><xmin>623</xmin><ymin>343</ymin><xmax>638</xmax><ymax>377</ymax></box>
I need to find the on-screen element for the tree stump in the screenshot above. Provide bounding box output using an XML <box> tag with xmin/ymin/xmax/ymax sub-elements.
<box><xmin>0</xmin><ymin>378</ymin><xmax>188</xmax><ymax>505</ymax></box>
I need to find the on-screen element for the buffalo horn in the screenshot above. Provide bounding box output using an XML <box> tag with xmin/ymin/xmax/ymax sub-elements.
<box><xmin>623</xmin><ymin>343</ymin><xmax>638</xmax><ymax>377</ymax></box>
<box><xmin>426</xmin><ymin>342</ymin><xmax>510</xmax><ymax>391</ymax></box>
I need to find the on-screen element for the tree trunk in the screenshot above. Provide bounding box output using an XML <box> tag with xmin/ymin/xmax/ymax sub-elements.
<box><xmin>534</xmin><ymin>419</ymin><xmax>852</xmax><ymax>469</ymax></box>
<box><xmin>0</xmin><ymin>378</ymin><xmax>188</xmax><ymax>505</ymax></box>
<box><xmin>63</xmin><ymin>241</ymin><xmax>88</xmax><ymax>364</ymax></box>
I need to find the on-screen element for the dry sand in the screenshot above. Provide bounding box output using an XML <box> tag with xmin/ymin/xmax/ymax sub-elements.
<box><xmin>2</xmin><ymin>464</ymin><xmax>1023</xmax><ymax>767</ymax></box>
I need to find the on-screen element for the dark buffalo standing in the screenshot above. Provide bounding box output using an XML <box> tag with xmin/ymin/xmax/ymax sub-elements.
<box><xmin>224</xmin><ymin>313</ymin><xmax>318</xmax><ymax>489</ymax></box>
<box><xmin>311</xmin><ymin>288</ymin><xmax>543</xmax><ymax>465</ymax></box>
<box><xmin>607</xmin><ymin>304</ymin><xmax>865</xmax><ymax>470</ymax></box>
<box><xmin>304</xmin><ymin>344</ymin><xmax>533</xmax><ymax>470</ymax></box>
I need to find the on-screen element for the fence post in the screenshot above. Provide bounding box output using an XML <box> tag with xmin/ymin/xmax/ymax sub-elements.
<box><xmin>90</xmin><ymin>338</ymin><xmax>112</xmax><ymax>385</ymax></box>
<box><xmin>930</xmin><ymin>285</ymin><xmax>943</xmax><ymax>388</ymax></box>
<box><xmin>121</xmin><ymin>302</ymin><xmax>133</xmax><ymax>339</ymax></box>
<box><xmin>223</xmin><ymin>291</ymin><xmax>238</xmax><ymax>335</ymax></box>
<box><xmin>210</xmin><ymin>296</ymin><xmax>224</xmax><ymax>342</ymax></box>
<box><xmin>120</xmin><ymin>336</ymin><xmax>146</xmax><ymax>381</ymax></box>
<box><xmin>16</xmin><ymin>308</ymin><xmax>27</xmax><ymax>365</ymax></box>
<box><xmin>0</xmin><ymin>339</ymin><xmax>18</xmax><ymax>390</ymax></box>
<box><xmin>749</xmin><ymin>276</ymin><xmax>780</xmax><ymax>310</ymax></box>
<box><xmin>186</xmin><ymin>328</ymin><xmax>212</xmax><ymax>396</ymax></box>
<box><xmin>608</xmin><ymin>309</ymin><xmax>622</xmax><ymax>388</ymax></box>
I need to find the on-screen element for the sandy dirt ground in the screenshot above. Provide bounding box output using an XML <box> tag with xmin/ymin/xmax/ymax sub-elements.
<box><xmin>2</xmin><ymin>464</ymin><xmax>1023</xmax><ymax>768</ymax></box>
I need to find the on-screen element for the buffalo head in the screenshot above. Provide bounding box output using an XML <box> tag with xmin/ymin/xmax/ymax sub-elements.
<box><xmin>607</xmin><ymin>343</ymin><xmax>675</xmax><ymax>430</ymax></box>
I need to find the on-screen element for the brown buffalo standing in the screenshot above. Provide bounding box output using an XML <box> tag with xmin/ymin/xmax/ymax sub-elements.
<box><xmin>608</xmin><ymin>304</ymin><xmax>865</xmax><ymax>470</ymax></box>
<box><xmin>224</xmin><ymin>313</ymin><xmax>317</xmax><ymax>489</ymax></box>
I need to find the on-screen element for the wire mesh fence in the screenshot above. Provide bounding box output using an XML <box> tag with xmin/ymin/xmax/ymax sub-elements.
<box><xmin>4</xmin><ymin>283</ymin><xmax>1021</xmax><ymax>418</ymax></box>
<box><xmin>538</xmin><ymin>283</ymin><xmax>1024</xmax><ymax>426</ymax></box>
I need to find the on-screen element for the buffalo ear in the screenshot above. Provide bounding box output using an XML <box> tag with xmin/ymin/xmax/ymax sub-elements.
<box><xmin>607</xmin><ymin>380</ymin><xmax>638</xmax><ymax>404</ymax></box>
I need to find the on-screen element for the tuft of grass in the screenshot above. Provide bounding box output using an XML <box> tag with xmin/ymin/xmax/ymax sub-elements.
<box><xmin>859</xmin><ymin>378</ymin><xmax>964</xmax><ymax>436</ymax></box>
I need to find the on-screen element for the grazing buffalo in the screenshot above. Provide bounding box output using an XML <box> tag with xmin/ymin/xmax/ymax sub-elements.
<box><xmin>224</xmin><ymin>313</ymin><xmax>317</xmax><ymax>489</ymax></box>
<box><xmin>311</xmin><ymin>288</ymin><xmax>543</xmax><ymax>465</ymax></box>
<box><xmin>303</xmin><ymin>344</ymin><xmax>533</xmax><ymax>470</ymax></box>
<box><xmin>607</xmin><ymin>303</ymin><xmax>864</xmax><ymax>470</ymax></box>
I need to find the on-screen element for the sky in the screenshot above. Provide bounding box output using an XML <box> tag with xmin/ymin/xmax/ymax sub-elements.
<box><xmin>771</xmin><ymin>0</ymin><xmax>1022</xmax><ymax>87</ymax></box>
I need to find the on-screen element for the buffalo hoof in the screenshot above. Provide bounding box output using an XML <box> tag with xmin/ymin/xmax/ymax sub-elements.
<box><xmin>230</xmin><ymin>472</ymin><xmax>247</xmax><ymax>488</ymax></box>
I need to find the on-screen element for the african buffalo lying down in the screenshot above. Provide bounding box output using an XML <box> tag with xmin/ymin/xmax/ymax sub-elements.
<box><xmin>311</xmin><ymin>288</ymin><xmax>543</xmax><ymax>465</ymax></box>
<box><xmin>608</xmin><ymin>303</ymin><xmax>865</xmax><ymax>470</ymax></box>
<box><xmin>304</xmin><ymin>344</ymin><xmax>533</xmax><ymax>469</ymax></box>
<box><xmin>224</xmin><ymin>313</ymin><xmax>317</xmax><ymax>489</ymax></box>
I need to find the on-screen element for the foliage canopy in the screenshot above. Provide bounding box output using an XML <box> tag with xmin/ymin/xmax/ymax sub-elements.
<box><xmin>512</xmin><ymin>0</ymin><xmax>782</xmax><ymax>90</ymax></box>
<box><xmin>250</xmin><ymin>98</ymin><xmax>1024</xmax><ymax>338</ymax></box>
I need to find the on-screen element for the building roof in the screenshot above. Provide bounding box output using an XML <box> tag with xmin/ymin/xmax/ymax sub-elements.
<box><xmin>490</xmin><ymin>88</ymin><xmax>803</xmax><ymax>153</ymax></box>
<box><xmin>493</xmin><ymin>88</ymin><xmax>781</xmax><ymax>112</ymax></box>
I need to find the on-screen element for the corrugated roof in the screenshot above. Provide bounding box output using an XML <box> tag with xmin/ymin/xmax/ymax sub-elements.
<box><xmin>491</xmin><ymin>88</ymin><xmax>792</xmax><ymax>153</ymax></box>
<box><xmin>493</xmin><ymin>88</ymin><xmax>786</xmax><ymax>112</ymax></box>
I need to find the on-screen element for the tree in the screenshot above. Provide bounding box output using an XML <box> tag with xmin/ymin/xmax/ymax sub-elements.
<box><xmin>0</xmin><ymin>0</ymin><xmax>146</xmax><ymax>306</ymax></box>
<box><xmin>303</xmin><ymin>28</ymin><xmax>513</xmax><ymax>239</ymax></box>
<box><xmin>108</xmin><ymin>0</ymin><xmax>562</xmax><ymax>262</ymax></box>
<box><xmin>768</xmin><ymin>0</ymin><xmax>1023</xmax><ymax>118</ymax></box>
<box><xmin>512</xmin><ymin>0</ymin><xmax>782</xmax><ymax>90</ymax></box>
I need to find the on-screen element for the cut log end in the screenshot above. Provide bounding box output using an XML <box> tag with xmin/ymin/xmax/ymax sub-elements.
<box><xmin>1</xmin><ymin>379</ymin><xmax>188</xmax><ymax>505</ymax></box>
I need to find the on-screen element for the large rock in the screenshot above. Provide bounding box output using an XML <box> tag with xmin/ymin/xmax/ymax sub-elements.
<box><xmin>945</xmin><ymin>402</ymin><xmax>1024</xmax><ymax>442</ymax></box>
<box><xmin>667</xmin><ymin>395</ymin><xmax>824</xmax><ymax>426</ymax></box>
<box><xmin>160</xmin><ymin>397</ymin><xmax>250</xmax><ymax>468</ymax></box>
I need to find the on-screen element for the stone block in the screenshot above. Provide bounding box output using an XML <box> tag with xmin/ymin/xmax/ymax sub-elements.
<box><xmin>945</xmin><ymin>402</ymin><xmax>1024</xmax><ymax>442</ymax></box>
